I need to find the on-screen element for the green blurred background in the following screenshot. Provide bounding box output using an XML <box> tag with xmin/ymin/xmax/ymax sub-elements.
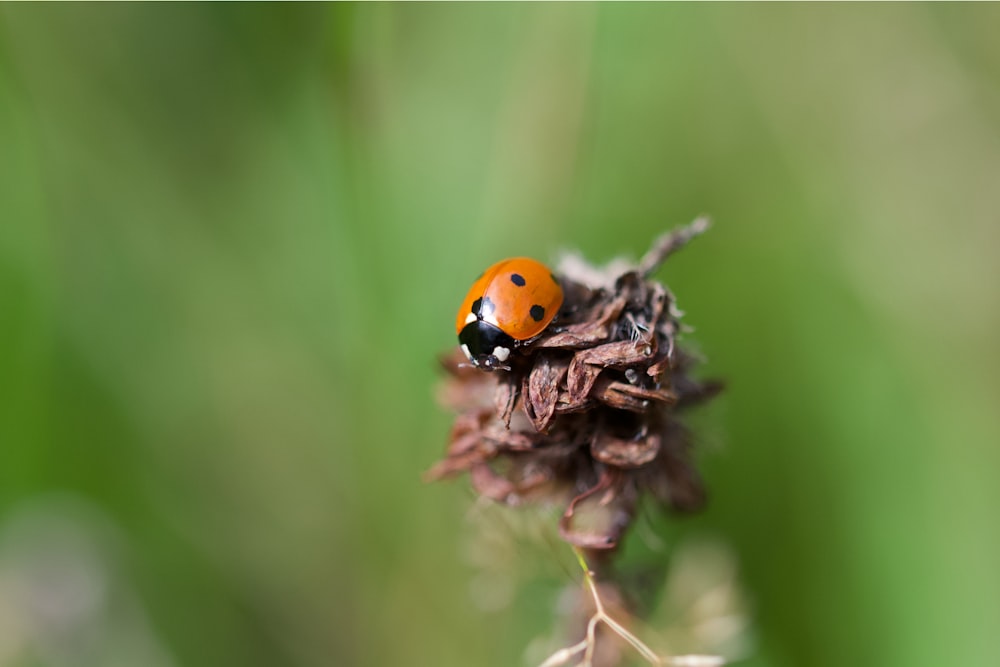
<box><xmin>2</xmin><ymin>4</ymin><xmax>999</xmax><ymax>667</ymax></box>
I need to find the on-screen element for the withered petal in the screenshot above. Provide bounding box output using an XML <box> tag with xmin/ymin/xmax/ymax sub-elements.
<box><xmin>554</xmin><ymin>393</ymin><xmax>594</xmax><ymax>414</ymax></box>
<box><xmin>567</xmin><ymin>340</ymin><xmax>657</xmax><ymax>404</ymax></box>
<box><xmin>558</xmin><ymin>473</ymin><xmax>635</xmax><ymax>550</ymax></box>
<box><xmin>423</xmin><ymin>436</ymin><xmax>493</xmax><ymax>481</ymax></box>
<box><xmin>484</xmin><ymin>427</ymin><xmax>537</xmax><ymax>451</ymax></box>
<box><xmin>469</xmin><ymin>463</ymin><xmax>519</xmax><ymax>504</ymax></box>
<box><xmin>573</xmin><ymin>339</ymin><xmax>658</xmax><ymax>369</ymax></box>
<box><xmin>592</xmin><ymin>377</ymin><xmax>677</xmax><ymax>412</ymax></box>
<box><xmin>522</xmin><ymin>354</ymin><xmax>570</xmax><ymax>433</ymax></box>
<box><xmin>591</xmin><ymin>430</ymin><xmax>661</xmax><ymax>468</ymax></box>
<box><xmin>534</xmin><ymin>294</ymin><xmax>629</xmax><ymax>349</ymax></box>
<box><xmin>494</xmin><ymin>372</ymin><xmax>519</xmax><ymax>427</ymax></box>
<box><xmin>644</xmin><ymin>352</ymin><xmax>673</xmax><ymax>381</ymax></box>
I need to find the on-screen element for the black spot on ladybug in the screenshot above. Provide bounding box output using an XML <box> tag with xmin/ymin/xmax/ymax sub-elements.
<box><xmin>481</xmin><ymin>296</ymin><xmax>496</xmax><ymax>317</ymax></box>
<box><xmin>530</xmin><ymin>305</ymin><xmax>545</xmax><ymax>322</ymax></box>
<box><xmin>470</xmin><ymin>297</ymin><xmax>482</xmax><ymax>317</ymax></box>
<box><xmin>510</xmin><ymin>273</ymin><xmax>526</xmax><ymax>287</ymax></box>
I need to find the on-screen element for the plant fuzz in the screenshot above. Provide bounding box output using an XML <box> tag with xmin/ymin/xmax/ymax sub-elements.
<box><xmin>429</xmin><ymin>219</ymin><xmax>721</xmax><ymax>552</ymax></box>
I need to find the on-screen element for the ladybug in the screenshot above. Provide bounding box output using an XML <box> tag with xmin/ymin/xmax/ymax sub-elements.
<box><xmin>456</xmin><ymin>257</ymin><xmax>564</xmax><ymax>371</ymax></box>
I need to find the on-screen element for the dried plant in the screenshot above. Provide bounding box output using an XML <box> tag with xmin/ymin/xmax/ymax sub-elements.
<box><xmin>429</xmin><ymin>218</ymin><xmax>720</xmax><ymax>547</ymax></box>
<box><xmin>428</xmin><ymin>219</ymin><xmax>726</xmax><ymax>666</ymax></box>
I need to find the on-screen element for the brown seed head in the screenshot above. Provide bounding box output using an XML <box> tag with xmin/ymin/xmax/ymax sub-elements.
<box><xmin>428</xmin><ymin>219</ymin><xmax>722</xmax><ymax>550</ymax></box>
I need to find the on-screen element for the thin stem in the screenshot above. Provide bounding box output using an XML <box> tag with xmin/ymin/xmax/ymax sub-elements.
<box><xmin>574</xmin><ymin>548</ymin><xmax>662</xmax><ymax>666</ymax></box>
<box><xmin>537</xmin><ymin>547</ymin><xmax>727</xmax><ymax>667</ymax></box>
<box><xmin>537</xmin><ymin>639</ymin><xmax>588</xmax><ymax>667</ymax></box>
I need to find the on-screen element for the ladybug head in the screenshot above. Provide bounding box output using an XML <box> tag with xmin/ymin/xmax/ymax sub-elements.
<box><xmin>458</xmin><ymin>319</ymin><xmax>515</xmax><ymax>372</ymax></box>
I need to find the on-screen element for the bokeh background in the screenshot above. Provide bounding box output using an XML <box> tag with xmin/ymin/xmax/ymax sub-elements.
<box><xmin>2</xmin><ymin>4</ymin><xmax>999</xmax><ymax>667</ymax></box>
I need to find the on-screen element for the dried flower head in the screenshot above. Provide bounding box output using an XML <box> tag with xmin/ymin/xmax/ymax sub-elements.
<box><xmin>428</xmin><ymin>219</ymin><xmax>721</xmax><ymax>551</ymax></box>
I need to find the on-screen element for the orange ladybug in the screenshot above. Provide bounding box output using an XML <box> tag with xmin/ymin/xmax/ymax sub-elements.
<box><xmin>456</xmin><ymin>257</ymin><xmax>563</xmax><ymax>370</ymax></box>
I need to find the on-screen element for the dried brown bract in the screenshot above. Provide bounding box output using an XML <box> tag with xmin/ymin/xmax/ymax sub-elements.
<box><xmin>428</xmin><ymin>219</ymin><xmax>721</xmax><ymax>551</ymax></box>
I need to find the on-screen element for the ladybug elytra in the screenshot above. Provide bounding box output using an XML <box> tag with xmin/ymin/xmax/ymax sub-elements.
<box><xmin>456</xmin><ymin>257</ymin><xmax>563</xmax><ymax>371</ymax></box>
